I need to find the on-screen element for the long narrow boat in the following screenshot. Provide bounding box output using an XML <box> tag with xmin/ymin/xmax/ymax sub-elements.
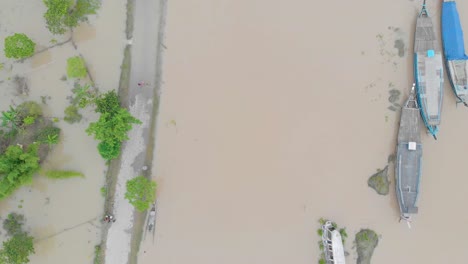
<box><xmin>414</xmin><ymin>0</ymin><xmax>444</xmax><ymax>139</ymax></box>
<box><xmin>395</xmin><ymin>84</ymin><xmax>423</xmax><ymax>225</ymax></box>
<box><xmin>321</xmin><ymin>221</ymin><xmax>345</xmax><ymax>264</ymax></box>
<box><xmin>442</xmin><ymin>0</ymin><xmax>468</xmax><ymax>106</ymax></box>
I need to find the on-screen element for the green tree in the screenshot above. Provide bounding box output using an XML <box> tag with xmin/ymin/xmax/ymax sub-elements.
<box><xmin>87</xmin><ymin>108</ymin><xmax>141</xmax><ymax>143</ymax></box>
<box><xmin>95</xmin><ymin>90</ymin><xmax>120</xmax><ymax>114</ymax></box>
<box><xmin>0</xmin><ymin>144</ymin><xmax>40</xmax><ymax>200</ymax></box>
<box><xmin>4</xmin><ymin>34</ymin><xmax>35</xmax><ymax>59</ymax></box>
<box><xmin>66</xmin><ymin>56</ymin><xmax>87</xmax><ymax>78</ymax></box>
<box><xmin>97</xmin><ymin>140</ymin><xmax>121</xmax><ymax>160</ymax></box>
<box><xmin>43</xmin><ymin>0</ymin><xmax>100</xmax><ymax>35</ymax></box>
<box><xmin>0</xmin><ymin>232</ymin><xmax>34</xmax><ymax>264</ymax></box>
<box><xmin>125</xmin><ymin>176</ymin><xmax>156</xmax><ymax>212</ymax></box>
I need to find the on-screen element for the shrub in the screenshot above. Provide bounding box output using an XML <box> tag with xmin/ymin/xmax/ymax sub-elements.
<box><xmin>35</xmin><ymin>126</ymin><xmax>60</xmax><ymax>143</ymax></box>
<box><xmin>66</xmin><ymin>56</ymin><xmax>87</xmax><ymax>78</ymax></box>
<box><xmin>22</xmin><ymin>116</ymin><xmax>35</xmax><ymax>126</ymax></box>
<box><xmin>3</xmin><ymin>213</ymin><xmax>25</xmax><ymax>236</ymax></box>
<box><xmin>95</xmin><ymin>90</ymin><xmax>120</xmax><ymax>114</ymax></box>
<box><xmin>44</xmin><ymin>170</ymin><xmax>84</xmax><ymax>179</ymax></box>
<box><xmin>125</xmin><ymin>176</ymin><xmax>156</xmax><ymax>212</ymax></box>
<box><xmin>97</xmin><ymin>140</ymin><xmax>121</xmax><ymax>160</ymax></box>
<box><xmin>0</xmin><ymin>144</ymin><xmax>40</xmax><ymax>199</ymax></box>
<box><xmin>17</xmin><ymin>101</ymin><xmax>42</xmax><ymax>120</ymax></box>
<box><xmin>43</xmin><ymin>0</ymin><xmax>100</xmax><ymax>35</ymax></box>
<box><xmin>4</xmin><ymin>34</ymin><xmax>35</xmax><ymax>59</ymax></box>
<box><xmin>0</xmin><ymin>232</ymin><xmax>35</xmax><ymax>264</ymax></box>
<box><xmin>64</xmin><ymin>105</ymin><xmax>82</xmax><ymax>123</ymax></box>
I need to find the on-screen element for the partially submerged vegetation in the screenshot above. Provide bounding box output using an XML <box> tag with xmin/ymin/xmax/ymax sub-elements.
<box><xmin>316</xmin><ymin>218</ymin><xmax>347</xmax><ymax>264</ymax></box>
<box><xmin>4</xmin><ymin>33</ymin><xmax>36</xmax><ymax>59</ymax></box>
<box><xmin>43</xmin><ymin>170</ymin><xmax>84</xmax><ymax>179</ymax></box>
<box><xmin>368</xmin><ymin>166</ymin><xmax>390</xmax><ymax>195</ymax></box>
<box><xmin>67</xmin><ymin>56</ymin><xmax>87</xmax><ymax>79</ymax></box>
<box><xmin>43</xmin><ymin>0</ymin><xmax>101</xmax><ymax>35</ymax></box>
<box><xmin>125</xmin><ymin>176</ymin><xmax>156</xmax><ymax>212</ymax></box>
<box><xmin>0</xmin><ymin>213</ymin><xmax>35</xmax><ymax>264</ymax></box>
<box><xmin>355</xmin><ymin>229</ymin><xmax>379</xmax><ymax>264</ymax></box>
<box><xmin>0</xmin><ymin>101</ymin><xmax>61</xmax><ymax>200</ymax></box>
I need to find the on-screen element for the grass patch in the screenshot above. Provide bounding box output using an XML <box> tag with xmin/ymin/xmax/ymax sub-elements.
<box><xmin>100</xmin><ymin>187</ymin><xmax>107</xmax><ymax>197</ymax></box>
<box><xmin>93</xmin><ymin>244</ymin><xmax>102</xmax><ymax>264</ymax></box>
<box><xmin>44</xmin><ymin>170</ymin><xmax>84</xmax><ymax>179</ymax></box>
<box><xmin>126</xmin><ymin>0</ymin><xmax>136</xmax><ymax>39</ymax></box>
<box><xmin>118</xmin><ymin>45</ymin><xmax>131</xmax><ymax>108</ymax></box>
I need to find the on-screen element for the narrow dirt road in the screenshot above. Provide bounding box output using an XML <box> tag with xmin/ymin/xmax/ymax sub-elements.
<box><xmin>103</xmin><ymin>0</ymin><xmax>165</xmax><ymax>263</ymax></box>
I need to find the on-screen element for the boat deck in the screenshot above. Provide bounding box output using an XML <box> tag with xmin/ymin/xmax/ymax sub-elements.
<box><xmin>396</xmin><ymin>103</ymin><xmax>422</xmax><ymax>216</ymax></box>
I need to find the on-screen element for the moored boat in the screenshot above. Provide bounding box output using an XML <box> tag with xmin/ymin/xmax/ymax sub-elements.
<box><xmin>395</xmin><ymin>84</ymin><xmax>423</xmax><ymax>225</ymax></box>
<box><xmin>321</xmin><ymin>221</ymin><xmax>345</xmax><ymax>264</ymax></box>
<box><xmin>442</xmin><ymin>0</ymin><xmax>468</xmax><ymax>106</ymax></box>
<box><xmin>414</xmin><ymin>0</ymin><xmax>444</xmax><ymax>139</ymax></box>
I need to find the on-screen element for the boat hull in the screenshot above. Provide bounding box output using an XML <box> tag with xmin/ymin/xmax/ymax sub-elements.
<box><xmin>442</xmin><ymin>1</ymin><xmax>468</xmax><ymax>104</ymax></box>
<box><xmin>414</xmin><ymin>14</ymin><xmax>444</xmax><ymax>137</ymax></box>
<box><xmin>395</xmin><ymin>90</ymin><xmax>422</xmax><ymax>220</ymax></box>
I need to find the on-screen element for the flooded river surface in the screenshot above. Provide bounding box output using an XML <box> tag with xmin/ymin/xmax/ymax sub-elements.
<box><xmin>139</xmin><ymin>0</ymin><xmax>468</xmax><ymax>263</ymax></box>
<box><xmin>0</xmin><ymin>0</ymin><xmax>126</xmax><ymax>263</ymax></box>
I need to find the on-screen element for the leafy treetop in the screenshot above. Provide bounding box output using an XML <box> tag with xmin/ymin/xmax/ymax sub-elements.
<box><xmin>0</xmin><ymin>232</ymin><xmax>35</xmax><ymax>264</ymax></box>
<box><xmin>0</xmin><ymin>144</ymin><xmax>40</xmax><ymax>200</ymax></box>
<box><xmin>43</xmin><ymin>0</ymin><xmax>100</xmax><ymax>35</ymax></box>
<box><xmin>125</xmin><ymin>176</ymin><xmax>156</xmax><ymax>212</ymax></box>
<box><xmin>4</xmin><ymin>34</ymin><xmax>35</xmax><ymax>59</ymax></box>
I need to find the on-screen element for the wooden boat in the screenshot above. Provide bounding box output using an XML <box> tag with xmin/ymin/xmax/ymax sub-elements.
<box><xmin>321</xmin><ymin>221</ymin><xmax>345</xmax><ymax>264</ymax></box>
<box><xmin>414</xmin><ymin>0</ymin><xmax>444</xmax><ymax>139</ymax></box>
<box><xmin>442</xmin><ymin>0</ymin><xmax>468</xmax><ymax>106</ymax></box>
<box><xmin>143</xmin><ymin>203</ymin><xmax>157</xmax><ymax>242</ymax></box>
<box><xmin>395</xmin><ymin>84</ymin><xmax>423</xmax><ymax>225</ymax></box>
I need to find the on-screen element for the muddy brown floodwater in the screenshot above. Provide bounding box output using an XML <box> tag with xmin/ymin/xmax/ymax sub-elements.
<box><xmin>0</xmin><ymin>0</ymin><xmax>126</xmax><ymax>263</ymax></box>
<box><xmin>138</xmin><ymin>0</ymin><xmax>468</xmax><ymax>263</ymax></box>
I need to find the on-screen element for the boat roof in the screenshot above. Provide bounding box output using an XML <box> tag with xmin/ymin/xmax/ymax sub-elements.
<box><xmin>442</xmin><ymin>1</ymin><xmax>468</xmax><ymax>60</ymax></box>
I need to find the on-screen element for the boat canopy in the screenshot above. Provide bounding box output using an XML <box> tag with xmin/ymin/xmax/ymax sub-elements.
<box><xmin>442</xmin><ymin>2</ymin><xmax>468</xmax><ymax>60</ymax></box>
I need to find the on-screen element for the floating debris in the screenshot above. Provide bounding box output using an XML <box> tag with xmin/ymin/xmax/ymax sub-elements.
<box><xmin>367</xmin><ymin>166</ymin><xmax>389</xmax><ymax>195</ymax></box>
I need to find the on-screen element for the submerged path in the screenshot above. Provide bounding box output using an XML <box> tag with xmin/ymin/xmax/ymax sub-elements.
<box><xmin>103</xmin><ymin>0</ymin><xmax>166</xmax><ymax>263</ymax></box>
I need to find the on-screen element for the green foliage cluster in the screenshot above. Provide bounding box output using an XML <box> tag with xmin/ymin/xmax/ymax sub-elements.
<box><xmin>125</xmin><ymin>176</ymin><xmax>156</xmax><ymax>212</ymax></box>
<box><xmin>0</xmin><ymin>144</ymin><xmax>40</xmax><ymax>200</ymax></box>
<box><xmin>72</xmin><ymin>84</ymin><xmax>97</xmax><ymax>108</ymax></box>
<box><xmin>35</xmin><ymin>126</ymin><xmax>60</xmax><ymax>145</ymax></box>
<box><xmin>0</xmin><ymin>232</ymin><xmax>34</xmax><ymax>264</ymax></box>
<box><xmin>3</xmin><ymin>213</ymin><xmax>25</xmax><ymax>237</ymax></box>
<box><xmin>43</xmin><ymin>0</ymin><xmax>101</xmax><ymax>35</ymax></box>
<box><xmin>64</xmin><ymin>105</ymin><xmax>82</xmax><ymax>123</ymax></box>
<box><xmin>93</xmin><ymin>244</ymin><xmax>102</xmax><ymax>264</ymax></box>
<box><xmin>1</xmin><ymin>102</ymin><xmax>43</xmax><ymax>133</ymax></box>
<box><xmin>1</xmin><ymin>107</ymin><xmax>20</xmax><ymax>130</ymax></box>
<box><xmin>67</xmin><ymin>56</ymin><xmax>87</xmax><ymax>78</ymax></box>
<box><xmin>86</xmin><ymin>91</ymin><xmax>141</xmax><ymax>160</ymax></box>
<box><xmin>4</xmin><ymin>34</ymin><xmax>35</xmax><ymax>59</ymax></box>
<box><xmin>44</xmin><ymin>170</ymin><xmax>84</xmax><ymax>179</ymax></box>
<box><xmin>0</xmin><ymin>213</ymin><xmax>34</xmax><ymax>264</ymax></box>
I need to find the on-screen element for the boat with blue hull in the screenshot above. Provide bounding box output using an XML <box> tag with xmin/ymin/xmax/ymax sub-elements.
<box><xmin>414</xmin><ymin>0</ymin><xmax>444</xmax><ymax>139</ymax></box>
<box><xmin>442</xmin><ymin>0</ymin><xmax>468</xmax><ymax>106</ymax></box>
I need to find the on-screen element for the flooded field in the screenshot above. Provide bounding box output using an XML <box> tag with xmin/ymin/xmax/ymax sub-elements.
<box><xmin>139</xmin><ymin>0</ymin><xmax>468</xmax><ymax>263</ymax></box>
<box><xmin>0</xmin><ymin>0</ymin><xmax>126</xmax><ymax>263</ymax></box>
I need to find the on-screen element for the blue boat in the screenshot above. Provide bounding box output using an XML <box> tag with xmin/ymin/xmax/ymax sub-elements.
<box><xmin>414</xmin><ymin>0</ymin><xmax>444</xmax><ymax>140</ymax></box>
<box><xmin>442</xmin><ymin>0</ymin><xmax>468</xmax><ymax>106</ymax></box>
